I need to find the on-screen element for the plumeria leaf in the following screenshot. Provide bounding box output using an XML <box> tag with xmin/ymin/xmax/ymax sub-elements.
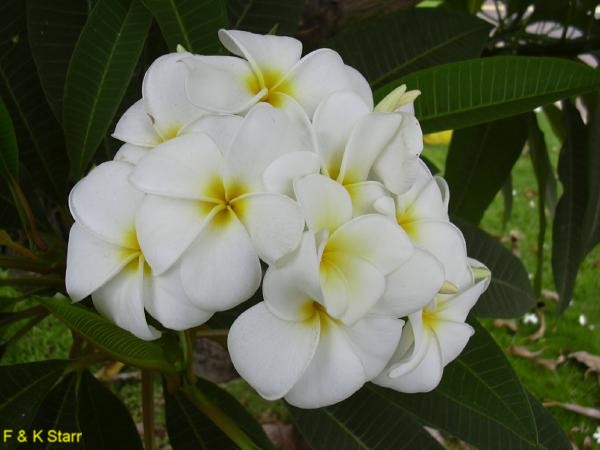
<box><xmin>552</xmin><ymin>101</ymin><xmax>591</xmax><ymax>311</ymax></box>
<box><xmin>0</xmin><ymin>96</ymin><xmax>18</xmax><ymax>180</ymax></box>
<box><xmin>77</xmin><ymin>370</ymin><xmax>144</xmax><ymax>449</ymax></box>
<box><xmin>289</xmin><ymin>388</ymin><xmax>444</xmax><ymax>450</ymax></box>
<box><xmin>368</xmin><ymin>319</ymin><xmax>540</xmax><ymax>449</ymax></box>
<box><xmin>582</xmin><ymin>94</ymin><xmax>600</xmax><ymax>255</ymax></box>
<box><xmin>36</xmin><ymin>296</ymin><xmax>178</xmax><ymax>374</ymax></box>
<box><xmin>63</xmin><ymin>0</ymin><xmax>152</xmax><ymax>179</ymax></box>
<box><xmin>166</xmin><ymin>379</ymin><xmax>275</xmax><ymax>450</ymax></box>
<box><xmin>456</xmin><ymin>220</ymin><xmax>534</xmax><ymax>317</ymax></box>
<box><xmin>0</xmin><ymin>360</ymin><xmax>68</xmax><ymax>450</ymax></box>
<box><xmin>527</xmin><ymin>393</ymin><xmax>570</xmax><ymax>450</ymax></box>
<box><xmin>0</xmin><ymin>0</ymin><xmax>68</xmax><ymax>198</ymax></box>
<box><xmin>27</xmin><ymin>0</ymin><xmax>91</xmax><ymax>121</ymax></box>
<box><xmin>226</xmin><ymin>0</ymin><xmax>304</xmax><ymax>35</ymax></box>
<box><xmin>142</xmin><ymin>0</ymin><xmax>228</xmax><ymax>53</ymax></box>
<box><xmin>327</xmin><ymin>8</ymin><xmax>491</xmax><ymax>88</ymax></box>
<box><xmin>375</xmin><ymin>57</ymin><xmax>600</xmax><ymax>133</ymax></box>
<box><xmin>446</xmin><ymin>114</ymin><xmax>528</xmax><ymax>224</ymax></box>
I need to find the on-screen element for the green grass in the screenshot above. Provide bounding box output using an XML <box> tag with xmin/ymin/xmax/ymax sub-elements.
<box><xmin>1</xmin><ymin>111</ymin><xmax>599</xmax><ymax>447</ymax></box>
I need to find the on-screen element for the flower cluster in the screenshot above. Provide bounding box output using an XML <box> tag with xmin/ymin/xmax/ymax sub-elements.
<box><xmin>66</xmin><ymin>30</ymin><xmax>491</xmax><ymax>408</ymax></box>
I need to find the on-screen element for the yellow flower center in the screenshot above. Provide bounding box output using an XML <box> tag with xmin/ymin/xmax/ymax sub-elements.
<box><xmin>302</xmin><ymin>300</ymin><xmax>338</xmax><ymax>335</ymax></box>
<box><xmin>200</xmin><ymin>176</ymin><xmax>249</xmax><ymax>228</ymax></box>
<box><xmin>396</xmin><ymin>208</ymin><xmax>418</xmax><ymax>239</ymax></box>
<box><xmin>245</xmin><ymin>67</ymin><xmax>295</xmax><ymax>108</ymax></box>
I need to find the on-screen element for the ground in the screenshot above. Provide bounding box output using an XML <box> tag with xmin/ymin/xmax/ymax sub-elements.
<box><xmin>1</xmin><ymin>112</ymin><xmax>599</xmax><ymax>448</ymax></box>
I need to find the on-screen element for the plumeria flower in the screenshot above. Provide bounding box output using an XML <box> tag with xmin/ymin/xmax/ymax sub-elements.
<box><xmin>374</xmin><ymin>84</ymin><xmax>421</xmax><ymax>115</ymax></box>
<box><xmin>129</xmin><ymin>104</ymin><xmax>308</xmax><ymax>312</ymax></box>
<box><xmin>228</xmin><ymin>185</ymin><xmax>411</xmax><ymax>407</ymax></box>
<box><xmin>291</xmin><ymin>174</ymin><xmax>414</xmax><ymax>322</ymax></box>
<box><xmin>112</xmin><ymin>51</ymin><xmax>206</xmax><ymax>164</ymax></box>
<box><xmin>374</xmin><ymin>161</ymin><xmax>472</xmax><ymax>289</ymax></box>
<box><xmin>184</xmin><ymin>30</ymin><xmax>372</xmax><ymax>118</ymax></box>
<box><xmin>66</xmin><ymin>161</ymin><xmax>213</xmax><ymax>340</ymax></box>
<box><xmin>374</xmin><ymin>260</ymin><xmax>491</xmax><ymax>393</ymax></box>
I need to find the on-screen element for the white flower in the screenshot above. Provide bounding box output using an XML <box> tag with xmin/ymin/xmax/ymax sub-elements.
<box><xmin>129</xmin><ymin>104</ymin><xmax>308</xmax><ymax>312</ymax></box>
<box><xmin>374</xmin><ymin>161</ymin><xmax>472</xmax><ymax>289</ymax></box>
<box><xmin>228</xmin><ymin>231</ymin><xmax>406</xmax><ymax>409</ymax></box>
<box><xmin>112</xmin><ymin>52</ymin><xmax>206</xmax><ymax>164</ymax></box>
<box><xmin>66</xmin><ymin>161</ymin><xmax>213</xmax><ymax>340</ymax></box>
<box><xmin>374</xmin><ymin>261</ymin><xmax>491</xmax><ymax>393</ymax></box>
<box><xmin>184</xmin><ymin>29</ymin><xmax>372</xmax><ymax>117</ymax></box>
<box><xmin>593</xmin><ymin>426</ymin><xmax>600</xmax><ymax>444</ymax></box>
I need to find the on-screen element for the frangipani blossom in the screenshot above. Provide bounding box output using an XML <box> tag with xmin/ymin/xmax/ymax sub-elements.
<box><xmin>374</xmin><ymin>260</ymin><xmax>491</xmax><ymax>393</ymax></box>
<box><xmin>130</xmin><ymin>104</ymin><xmax>307</xmax><ymax>312</ymax></box>
<box><xmin>374</xmin><ymin>84</ymin><xmax>421</xmax><ymax>115</ymax></box>
<box><xmin>113</xmin><ymin>52</ymin><xmax>206</xmax><ymax>164</ymax></box>
<box><xmin>292</xmin><ymin>174</ymin><xmax>414</xmax><ymax>323</ymax></box>
<box><xmin>184</xmin><ymin>30</ymin><xmax>372</xmax><ymax>117</ymax></box>
<box><xmin>228</xmin><ymin>230</ymin><xmax>405</xmax><ymax>408</ymax></box>
<box><xmin>66</xmin><ymin>161</ymin><xmax>213</xmax><ymax>340</ymax></box>
<box><xmin>375</xmin><ymin>161</ymin><xmax>472</xmax><ymax>289</ymax></box>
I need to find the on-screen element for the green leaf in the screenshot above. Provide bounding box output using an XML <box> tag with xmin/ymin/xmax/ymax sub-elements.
<box><xmin>375</xmin><ymin>57</ymin><xmax>600</xmax><ymax>133</ymax></box>
<box><xmin>27</xmin><ymin>0</ymin><xmax>91</xmax><ymax>121</ymax></box>
<box><xmin>552</xmin><ymin>102</ymin><xmax>588</xmax><ymax>311</ymax></box>
<box><xmin>446</xmin><ymin>114</ymin><xmax>528</xmax><ymax>223</ymax></box>
<box><xmin>0</xmin><ymin>360</ymin><xmax>68</xmax><ymax>450</ymax></box>
<box><xmin>289</xmin><ymin>390</ymin><xmax>443</xmax><ymax>450</ymax></box>
<box><xmin>78</xmin><ymin>370</ymin><xmax>143</xmax><ymax>450</ymax></box>
<box><xmin>372</xmin><ymin>319</ymin><xmax>539</xmax><ymax>449</ymax></box>
<box><xmin>582</xmin><ymin>92</ymin><xmax>600</xmax><ymax>254</ymax></box>
<box><xmin>526</xmin><ymin>393</ymin><xmax>570</xmax><ymax>450</ymax></box>
<box><xmin>168</xmin><ymin>379</ymin><xmax>274</xmax><ymax>450</ymax></box>
<box><xmin>36</xmin><ymin>296</ymin><xmax>178</xmax><ymax>374</ymax></box>
<box><xmin>142</xmin><ymin>0</ymin><xmax>228</xmax><ymax>53</ymax></box>
<box><xmin>327</xmin><ymin>8</ymin><xmax>490</xmax><ymax>88</ymax></box>
<box><xmin>0</xmin><ymin>96</ymin><xmax>18</xmax><ymax>180</ymax></box>
<box><xmin>457</xmin><ymin>220</ymin><xmax>534</xmax><ymax>317</ymax></box>
<box><xmin>0</xmin><ymin>0</ymin><xmax>68</xmax><ymax>197</ymax></box>
<box><xmin>63</xmin><ymin>0</ymin><xmax>152</xmax><ymax>179</ymax></box>
<box><xmin>227</xmin><ymin>0</ymin><xmax>304</xmax><ymax>35</ymax></box>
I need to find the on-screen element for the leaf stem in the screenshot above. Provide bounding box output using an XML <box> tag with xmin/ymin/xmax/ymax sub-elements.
<box><xmin>142</xmin><ymin>370</ymin><xmax>156</xmax><ymax>450</ymax></box>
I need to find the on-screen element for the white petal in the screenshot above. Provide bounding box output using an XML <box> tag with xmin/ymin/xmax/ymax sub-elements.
<box><xmin>344</xmin><ymin>181</ymin><xmax>387</xmax><ymax>216</ymax></box>
<box><xmin>136</xmin><ymin>195</ymin><xmax>218</xmax><ymax>274</ymax></box>
<box><xmin>436</xmin><ymin>277</ymin><xmax>490</xmax><ymax>323</ymax></box>
<box><xmin>327</xmin><ymin>214</ymin><xmax>413</xmax><ymax>274</ymax></box>
<box><xmin>284</xmin><ymin>49</ymin><xmax>354</xmax><ymax>117</ymax></box>
<box><xmin>218</xmin><ymin>29</ymin><xmax>302</xmax><ymax>81</ymax></box>
<box><xmin>232</xmin><ymin>193</ymin><xmax>303</xmax><ymax>264</ymax></box>
<box><xmin>268</xmin><ymin>92</ymin><xmax>317</xmax><ymax>153</ymax></box>
<box><xmin>262</xmin><ymin>151</ymin><xmax>321</xmax><ymax>197</ymax></box>
<box><xmin>321</xmin><ymin>254</ymin><xmax>385</xmax><ymax>325</ymax></box>
<box><xmin>294</xmin><ymin>174</ymin><xmax>352</xmax><ymax>233</ymax></box>
<box><xmin>381</xmin><ymin>312</ymin><xmax>427</xmax><ymax>378</ymax></box>
<box><xmin>184</xmin><ymin>55</ymin><xmax>265</xmax><ymax>114</ymax></box>
<box><xmin>112</xmin><ymin>99</ymin><xmax>161</xmax><ymax>147</ymax></box>
<box><xmin>339</xmin><ymin>112</ymin><xmax>402</xmax><ymax>184</ymax></box>
<box><xmin>411</xmin><ymin>221</ymin><xmax>471</xmax><ymax>288</ymax></box>
<box><xmin>92</xmin><ymin>256</ymin><xmax>160</xmax><ymax>340</ymax></box>
<box><xmin>379</xmin><ymin>247</ymin><xmax>444</xmax><ymax>317</ymax></box>
<box><xmin>181</xmin><ymin>212</ymin><xmax>261</xmax><ymax>311</ymax></box>
<box><xmin>433</xmin><ymin>320</ymin><xmax>474</xmax><ymax>367</ymax></box>
<box><xmin>312</xmin><ymin>91</ymin><xmax>370</xmax><ymax>178</ymax></box>
<box><xmin>345</xmin><ymin>65</ymin><xmax>373</xmax><ymax>110</ymax></box>
<box><xmin>143</xmin><ymin>264</ymin><xmax>213</xmax><ymax>330</ymax></box>
<box><xmin>373</xmin><ymin>195</ymin><xmax>396</xmax><ymax>218</ymax></box>
<box><xmin>285</xmin><ymin>317</ymin><xmax>367</xmax><ymax>408</ymax></box>
<box><xmin>228</xmin><ymin>303</ymin><xmax>319</xmax><ymax>400</ymax></box>
<box><xmin>373</xmin><ymin>112</ymin><xmax>423</xmax><ymax>194</ymax></box>
<box><xmin>267</xmin><ymin>231</ymin><xmax>323</xmax><ymax>309</ymax></box>
<box><xmin>66</xmin><ymin>224</ymin><xmax>134</xmax><ymax>302</ymax></box>
<box><xmin>114</xmin><ymin>143</ymin><xmax>150</xmax><ymax>165</ymax></box>
<box><xmin>142</xmin><ymin>53</ymin><xmax>206</xmax><ymax>139</ymax></box>
<box><xmin>226</xmin><ymin>103</ymin><xmax>311</xmax><ymax>190</ymax></box>
<box><xmin>182</xmin><ymin>114</ymin><xmax>243</xmax><ymax>153</ymax></box>
<box><xmin>69</xmin><ymin>161</ymin><xmax>142</xmax><ymax>247</ymax></box>
<box><xmin>378</xmin><ymin>329</ymin><xmax>444</xmax><ymax>393</ymax></box>
<box><xmin>400</xmin><ymin>174</ymin><xmax>449</xmax><ymax>222</ymax></box>
<box><xmin>346</xmin><ymin>315</ymin><xmax>404</xmax><ymax>379</ymax></box>
<box><xmin>130</xmin><ymin>133</ymin><xmax>225</xmax><ymax>200</ymax></box>
<box><xmin>263</xmin><ymin>263</ymin><xmax>316</xmax><ymax>322</ymax></box>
